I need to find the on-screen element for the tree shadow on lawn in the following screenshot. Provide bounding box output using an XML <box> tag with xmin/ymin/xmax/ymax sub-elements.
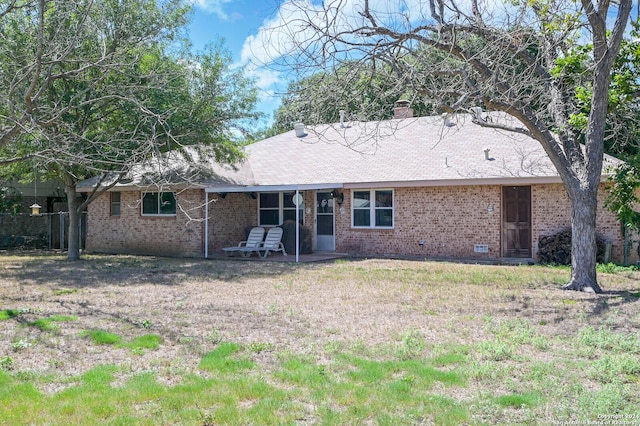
<box><xmin>0</xmin><ymin>254</ymin><xmax>309</xmax><ymax>288</ymax></box>
<box><xmin>485</xmin><ymin>282</ymin><xmax>640</xmax><ymax>332</ymax></box>
<box><xmin>538</xmin><ymin>288</ymin><xmax>640</xmax><ymax>332</ymax></box>
<box><xmin>590</xmin><ymin>289</ymin><xmax>640</xmax><ymax>317</ymax></box>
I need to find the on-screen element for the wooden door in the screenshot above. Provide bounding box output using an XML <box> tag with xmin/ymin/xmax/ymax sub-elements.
<box><xmin>502</xmin><ymin>186</ymin><xmax>532</xmax><ymax>258</ymax></box>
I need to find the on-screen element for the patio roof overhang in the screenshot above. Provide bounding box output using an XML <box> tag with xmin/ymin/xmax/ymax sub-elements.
<box><xmin>204</xmin><ymin>183</ymin><xmax>344</xmax><ymax>193</ymax></box>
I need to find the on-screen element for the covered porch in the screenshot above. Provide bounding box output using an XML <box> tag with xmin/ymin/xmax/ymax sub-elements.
<box><xmin>203</xmin><ymin>184</ymin><xmax>345</xmax><ymax>262</ymax></box>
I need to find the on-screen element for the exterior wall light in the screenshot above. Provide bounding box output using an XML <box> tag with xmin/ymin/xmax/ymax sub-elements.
<box><xmin>331</xmin><ymin>190</ymin><xmax>344</xmax><ymax>205</ymax></box>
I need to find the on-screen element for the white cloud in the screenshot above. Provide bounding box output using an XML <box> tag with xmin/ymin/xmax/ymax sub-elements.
<box><xmin>235</xmin><ymin>0</ymin><xmax>401</xmax><ymax>113</ymax></box>
<box><xmin>240</xmin><ymin>64</ymin><xmax>283</xmax><ymax>107</ymax></box>
<box><xmin>231</xmin><ymin>0</ymin><xmax>607</xmax><ymax>127</ymax></box>
<box><xmin>238</xmin><ymin>1</ymin><xmax>321</xmax><ymax>67</ymax></box>
<box><xmin>238</xmin><ymin>0</ymin><xmax>557</xmax><ymax>73</ymax></box>
<box><xmin>190</xmin><ymin>0</ymin><xmax>232</xmax><ymax>20</ymax></box>
<box><xmin>237</xmin><ymin>0</ymin><xmax>437</xmax><ymax>70</ymax></box>
<box><xmin>249</xmin><ymin>67</ymin><xmax>281</xmax><ymax>91</ymax></box>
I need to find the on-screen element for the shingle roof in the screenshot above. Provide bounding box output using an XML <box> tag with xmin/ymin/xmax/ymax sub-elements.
<box><xmin>77</xmin><ymin>112</ymin><xmax>621</xmax><ymax>192</ymax></box>
<box><xmin>204</xmin><ymin>112</ymin><xmax>621</xmax><ymax>190</ymax></box>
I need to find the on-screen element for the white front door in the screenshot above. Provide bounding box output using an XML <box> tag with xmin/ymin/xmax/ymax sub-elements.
<box><xmin>315</xmin><ymin>191</ymin><xmax>335</xmax><ymax>251</ymax></box>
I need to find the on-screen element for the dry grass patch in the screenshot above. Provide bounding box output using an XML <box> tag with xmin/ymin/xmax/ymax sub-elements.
<box><xmin>0</xmin><ymin>254</ymin><xmax>639</xmax><ymax>424</ymax></box>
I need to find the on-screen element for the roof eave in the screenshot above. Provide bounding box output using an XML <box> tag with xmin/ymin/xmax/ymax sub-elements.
<box><xmin>204</xmin><ymin>183</ymin><xmax>344</xmax><ymax>193</ymax></box>
<box><xmin>76</xmin><ymin>182</ymin><xmax>203</xmax><ymax>193</ymax></box>
<box><xmin>343</xmin><ymin>176</ymin><xmax>568</xmax><ymax>189</ymax></box>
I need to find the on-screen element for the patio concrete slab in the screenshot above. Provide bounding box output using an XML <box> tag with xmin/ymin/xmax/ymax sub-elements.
<box><xmin>208</xmin><ymin>251</ymin><xmax>348</xmax><ymax>263</ymax></box>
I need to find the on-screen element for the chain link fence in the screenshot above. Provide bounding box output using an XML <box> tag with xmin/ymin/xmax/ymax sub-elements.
<box><xmin>0</xmin><ymin>212</ymin><xmax>87</xmax><ymax>250</ymax></box>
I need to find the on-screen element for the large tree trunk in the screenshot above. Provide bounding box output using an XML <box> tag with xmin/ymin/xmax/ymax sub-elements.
<box><xmin>64</xmin><ymin>183</ymin><xmax>81</xmax><ymax>261</ymax></box>
<box><xmin>562</xmin><ymin>188</ymin><xmax>603</xmax><ymax>293</ymax></box>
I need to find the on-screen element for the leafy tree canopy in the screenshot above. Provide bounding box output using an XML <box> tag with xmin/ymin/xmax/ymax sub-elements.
<box><xmin>0</xmin><ymin>0</ymin><xmax>260</xmax><ymax>259</ymax></box>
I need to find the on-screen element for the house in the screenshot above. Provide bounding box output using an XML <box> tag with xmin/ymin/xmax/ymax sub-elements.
<box><xmin>78</xmin><ymin>110</ymin><xmax>628</xmax><ymax>263</ymax></box>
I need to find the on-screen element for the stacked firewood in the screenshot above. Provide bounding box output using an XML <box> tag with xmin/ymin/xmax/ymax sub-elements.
<box><xmin>538</xmin><ymin>228</ymin><xmax>608</xmax><ymax>264</ymax></box>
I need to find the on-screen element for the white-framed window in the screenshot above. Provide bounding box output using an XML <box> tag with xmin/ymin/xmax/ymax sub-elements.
<box><xmin>141</xmin><ymin>192</ymin><xmax>176</xmax><ymax>216</ymax></box>
<box><xmin>110</xmin><ymin>192</ymin><xmax>121</xmax><ymax>216</ymax></box>
<box><xmin>258</xmin><ymin>192</ymin><xmax>304</xmax><ymax>226</ymax></box>
<box><xmin>352</xmin><ymin>189</ymin><xmax>394</xmax><ymax>228</ymax></box>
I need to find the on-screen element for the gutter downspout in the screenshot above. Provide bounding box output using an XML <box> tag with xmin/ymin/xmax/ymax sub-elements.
<box><xmin>204</xmin><ymin>192</ymin><xmax>209</xmax><ymax>258</ymax></box>
<box><xmin>295</xmin><ymin>189</ymin><xmax>300</xmax><ymax>263</ymax></box>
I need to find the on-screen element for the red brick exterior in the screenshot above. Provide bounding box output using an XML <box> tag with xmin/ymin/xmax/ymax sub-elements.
<box><xmin>335</xmin><ymin>184</ymin><xmax>624</xmax><ymax>262</ymax></box>
<box><xmin>531</xmin><ymin>183</ymin><xmax>625</xmax><ymax>263</ymax></box>
<box><xmin>86</xmin><ymin>183</ymin><xmax>626</xmax><ymax>262</ymax></box>
<box><xmin>337</xmin><ymin>186</ymin><xmax>503</xmax><ymax>259</ymax></box>
<box><xmin>87</xmin><ymin>189</ymin><xmax>205</xmax><ymax>257</ymax></box>
<box><xmin>206</xmin><ymin>192</ymin><xmax>257</xmax><ymax>253</ymax></box>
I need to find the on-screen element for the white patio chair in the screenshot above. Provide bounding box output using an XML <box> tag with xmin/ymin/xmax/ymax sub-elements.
<box><xmin>239</xmin><ymin>227</ymin><xmax>287</xmax><ymax>258</ymax></box>
<box><xmin>221</xmin><ymin>226</ymin><xmax>265</xmax><ymax>256</ymax></box>
<box><xmin>257</xmin><ymin>227</ymin><xmax>287</xmax><ymax>258</ymax></box>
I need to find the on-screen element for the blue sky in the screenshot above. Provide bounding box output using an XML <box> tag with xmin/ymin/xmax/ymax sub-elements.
<box><xmin>187</xmin><ymin>1</ymin><xmax>285</xmax><ymax>129</ymax></box>
<box><xmin>188</xmin><ymin>1</ymin><xmax>273</xmax><ymax>60</ymax></box>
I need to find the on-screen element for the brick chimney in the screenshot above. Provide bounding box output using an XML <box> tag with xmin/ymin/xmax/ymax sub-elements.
<box><xmin>393</xmin><ymin>99</ymin><xmax>413</xmax><ymax>119</ymax></box>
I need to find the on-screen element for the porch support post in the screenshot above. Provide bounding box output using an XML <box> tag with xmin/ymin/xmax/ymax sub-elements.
<box><xmin>295</xmin><ymin>189</ymin><xmax>300</xmax><ymax>263</ymax></box>
<box><xmin>60</xmin><ymin>212</ymin><xmax>65</xmax><ymax>250</ymax></box>
<box><xmin>204</xmin><ymin>192</ymin><xmax>209</xmax><ymax>258</ymax></box>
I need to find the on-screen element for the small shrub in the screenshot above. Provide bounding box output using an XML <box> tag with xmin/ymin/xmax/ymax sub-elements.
<box><xmin>578</xmin><ymin>327</ymin><xmax>640</xmax><ymax>354</ymax></box>
<box><xmin>596</xmin><ymin>263</ymin><xmax>638</xmax><ymax>274</ymax></box>
<box><xmin>208</xmin><ymin>328</ymin><xmax>223</xmax><ymax>345</ymax></box>
<box><xmin>478</xmin><ymin>341</ymin><xmax>517</xmax><ymax>361</ymax></box>
<box><xmin>398</xmin><ymin>329</ymin><xmax>426</xmax><ymax>359</ymax></box>
<box><xmin>249</xmin><ymin>342</ymin><xmax>274</xmax><ymax>353</ymax></box>
<box><xmin>589</xmin><ymin>354</ymin><xmax>640</xmax><ymax>384</ymax></box>
<box><xmin>531</xmin><ymin>335</ymin><xmax>551</xmax><ymax>351</ymax></box>
<box><xmin>577</xmin><ymin>383</ymin><xmax>629</xmax><ymax>415</ymax></box>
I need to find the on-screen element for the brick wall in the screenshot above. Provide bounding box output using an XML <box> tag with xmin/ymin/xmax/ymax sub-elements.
<box><xmin>336</xmin><ymin>186</ymin><xmax>502</xmax><ymax>259</ymax></box>
<box><xmin>87</xmin><ymin>189</ymin><xmax>205</xmax><ymax>257</ymax></box>
<box><xmin>207</xmin><ymin>192</ymin><xmax>257</xmax><ymax>253</ymax></box>
<box><xmin>335</xmin><ymin>184</ymin><xmax>625</xmax><ymax>262</ymax></box>
<box><xmin>532</xmin><ymin>183</ymin><xmax>626</xmax><ymax>263</ymax></box>
<box><xmin>87</xmin><ymin>184</ymin><xmax>626</xmax><ymax>262</ymax></box>
<box><xmin>88</xmin><ymin>190</ymin><xmax>262</xmax><ymax>257</ymax></box>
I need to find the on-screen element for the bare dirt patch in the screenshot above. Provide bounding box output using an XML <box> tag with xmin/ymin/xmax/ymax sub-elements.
<box><xmin>1</xmin><ymin>254</ymin><xmax>639</xmax><ymax>387</ymax></box>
